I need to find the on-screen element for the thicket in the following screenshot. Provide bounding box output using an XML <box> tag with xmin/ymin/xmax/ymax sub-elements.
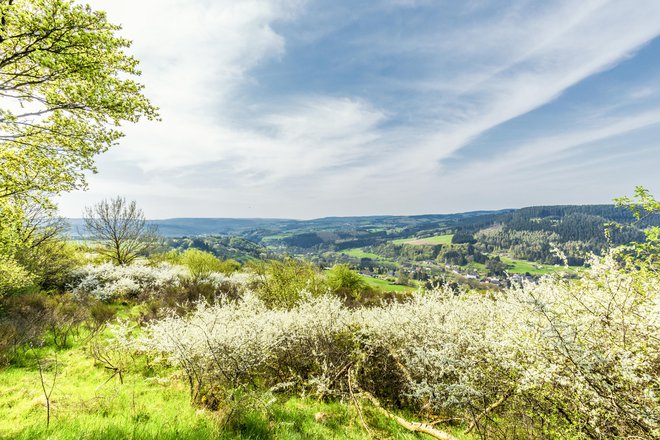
<box><xmin>167</xmin><ymin>236</ymin><xmax>268</xmax><ymax>263</ymax></box>
<box><xmin>131</xmin><ymin>249</ymin><xmax>658</xmax><ymax>439</ymax></box>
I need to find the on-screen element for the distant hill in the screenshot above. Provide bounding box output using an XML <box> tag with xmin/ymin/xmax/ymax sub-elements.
<box><xmin>67</xmin><ymin>217</ymin><xmax>297</xmax><ymax>238</ymax></box>
<box><xmin>67</xmin><ymin>206</ymin><xmax>658</xmax><ymax>262</ymax></box>
<box><xmin>67</xmin><ymin>210</ymin><xmax>511</xmax><ymax>238</ymax></box>
<box><xmin>67</xmin><ymin>205</ymin><xmax>659</xmax><ymax>267</ymax></box>
<box><xmin>458</xmin><ymin>204</ymin><xmax>658</xmax><ymax>266</ymax></box>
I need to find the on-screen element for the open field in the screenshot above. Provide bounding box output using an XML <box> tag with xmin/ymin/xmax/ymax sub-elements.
<box><xmin>261</xmin><ymin>234</ymin><xmax>290</xmax><ymax>241</ymax></box>
<box><xmin>392</xmin><ymin>234</ymin><xmax>454</xmax><ymax>245</ymax></box>
<box><xmin>0</xmin><ymin>334</ymin><xmax>457</xmax><ymax>440</ymax></box>
<box><xmin>465</xmin><ymin>261</ymin><xmax>487</xmax><ymax>272</ymax></box>
<box><xmin>464</xmin><ymin>257</ymin><xmax>581</xmax><ymax>277</ymax></box>
<box><xmin>500</xmin><ymin>257</ymin><xmax>578</xmax><ymax>275</ymax></box>
<box><xmin>359</xmin><ymin>274</ymin><xmax>417</xmax><ymax>292</ymax></box>
<box><xmin>339</xmin><ymin>248</ymin><xmax>384</xmax><ymax>260</ymax></box>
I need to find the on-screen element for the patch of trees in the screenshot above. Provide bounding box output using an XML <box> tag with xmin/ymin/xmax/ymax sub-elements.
<box><xmin>334</xmin><ymin>238</ymin><xmax>383</xmax><ymax>251</ymax></box>
<box><xmin>373</xmin><ymin>243</ymin><xmax>443</xmax><ymax>261</ymax></box>
<box><xmin>167</xmin><ymin>236</ymin><xmax>268</xmax><ymax>263</ymax></box>
<box><xmin>282</xmin><ymin>232</ymin><xmax>325</xmax><ymax>248</ymax></box>
<box><xmin>485</xmin><ymin>256</ymin><xmax>508</xmax><ymax>276</ymax></box>
<box><xmin>472</xmin><ymin>207</ymin><xmax>649</xmax><ymax>265</ymax></box>
<box><xmin>451</xmin><ymin>231</ymin><xmax>477</xmax><ymax>244</ymax></box>
<box><xmin>435</xmin><ymin>243</ymin><xmax>486</xmax><ymax>266</ymax></box>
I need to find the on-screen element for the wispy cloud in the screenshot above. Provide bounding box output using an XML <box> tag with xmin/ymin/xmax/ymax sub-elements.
<box><xmin>380</xmin><ymin>0</ymin><xmax>660</xmax><ymax>171</ymax></box>
<box><xmin>58</xmin><ymin>0</ymin><xmax>660</xmax><ymax>218</ymax></box>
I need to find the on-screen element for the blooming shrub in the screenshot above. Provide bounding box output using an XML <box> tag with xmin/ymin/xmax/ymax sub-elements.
<box><xmin>495</xmin><ymin>255</ymin><xmax>660</xmax><ymax>438</ymax></box>
<box><xmin>133</xmin><ymin>252</ymin><xmax>659</xmax><ymax>438</ymax></box>
<box><xmin>69</xmin><ymin>262</ymin><xmax>187</xmax><ymax>300</ymax></box>
<box><xmin>69</xmin><ymin>261</ymin><xmax>257</xmax><ymax>303</ymax></box>
<box><xmin>357</xmin><ymin>289</ymin><xmax>513</xmax><ymax>414</ymax></box>
<box><xmin>140</xmin><ymin>294</ymin><xmax>354</xmax><ymax>404</ymax></box>
<box><xmin>202</xmin><ymin>271</ymin><xmax>256</xmax><ymax>292</ymax></box>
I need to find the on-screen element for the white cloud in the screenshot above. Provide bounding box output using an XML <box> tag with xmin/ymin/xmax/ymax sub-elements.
<box><xmin>58</xmin><ymin>0</ymin><xmax>660</xmax><ymax>217</ymax></box>
<box><xmin>451</xmin><ymin>110</ymin><xmax>660</xmax><ymax>183</ymax></box>
<box><xmin>90</xmin><ymin>0</ymin><xmax>387</xmax><ymax>183</ymax></box>
<box><xmin>380</xmin><ymin>0</ymin><xmax>660</xmax><ymax>174</ymax></box>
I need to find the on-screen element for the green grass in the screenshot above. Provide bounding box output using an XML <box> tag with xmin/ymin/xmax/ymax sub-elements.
<box><xmin>0</xmin><ymin>333</ymin><xmax>456</xmax><ymax>439</ymax></box>
<box><xmin>465</xmin><ymin>261</ymin><xmax>487</xmax><ymax>272</ymax></box>
<box><xmin>339</xmin><ymin>248</ymin><xmax>401</xmax><ymax>267</ymax></box>
<box><xmin>340</xmin><ymin>248</ymin><xmax>383</xmax><ymax>260</ymax></box>
<box><xmin>360</xmin><ymin>275</ymin><xmax>417</xmax><ymax>292</ymax></box>
<box><xmin>392</xmin><ymin>234</ymin><xmax>454</xmax><ymax>246</ymax></box>
<box><xmin>500</xmin><ymin>257</ymin><xmax>578</xmax><ymax>275</ymax></box>
<box><xmin>0</xmin><ymin>345</ymin><xmax>221</xmax><ymax>439</ymax></box>
<box><xmin>261</xmin><ymin>234</ymin><xmax>290</xmax><ymax>242</ymax></box>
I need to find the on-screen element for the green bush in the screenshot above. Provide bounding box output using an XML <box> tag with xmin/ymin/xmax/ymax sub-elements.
<box><xmin>326</xmin><ymin>264</ymin><xmax>367</xmax><ymax>301</ymax></box>
<box><xmin>180</xmin><ymin>249</ymin><xmax>240</xmax><ymax>279</ymax></box>
<box><xmin>249</xmin><ymin>258</ymin><xmax>327</xmax><ymax>308</ymax></box>
<box><xmin>16</xmin><ymin>241</ymin><xmax>84</xmax><ymax>293</ymax></box>
<box><xmin>0</xmin><ymin>255</ymin><xmax>34</xmax><ymax>297</ymax></box>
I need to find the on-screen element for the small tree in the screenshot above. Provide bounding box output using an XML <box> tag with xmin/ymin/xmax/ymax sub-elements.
<box><xmin>180</xmin><ymin>249</ymin><xmax>240</xmax><ymax>279</ymax></box>
<box><xmin>83</xmin><ymin>197</ymin><xmax>158</xmax><ymax>265</ymax></box>
<box><xmin>614</xmin><ymin>186</ymin><xmax>660</xmax><ymax>269</ymax></box>
<box><xmin>249</xmin><ymin>258</ymin><xmax>327</xmax><ymax>308</ymax></box>
<box><xmin>326</xmin><ymin>264</ymin><xmax>366</xmax><ymax>300</ymax></box>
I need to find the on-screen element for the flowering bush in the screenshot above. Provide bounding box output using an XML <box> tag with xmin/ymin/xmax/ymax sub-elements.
<box><xmin>69</xmin><ymin>262</ymin><xmax>187</xmax><ymax>300</ymax></box>
<box><xmin>202</xmin><ymin>271</ymin><xmax>256</xmax><ymax>293</ymax></box>
<box><xmin>134</xmin><ymin>251</ymin><xmax>659</xmax><ymax>438</ymax></box>
<box><xmin>496</xmin><ymin>255</ymin><xmax>660</xmax><ymax>438</ymax></box>
<box><xmin>139</xmin><ymin>293</ymin><xmax>354</xmax><ymax>405</ymax></box>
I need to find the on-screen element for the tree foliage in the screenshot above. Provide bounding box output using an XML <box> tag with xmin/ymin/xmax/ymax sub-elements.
<box><xmin>0</xmin><ymin>0</ymin><xmax>157</xmax><ymax>204</ymax></box>
<box><xmin>249</xmin><ymin>257</ymin><xmax>327</xmax><ymax>308</ymax></box>
<box><xmin>611</xmin><ymin>187</ymin><xmax>659</xmax><ymax>274</ymax></box>
<box><xmin>0</xmin><ymin>0</ymin><xmax>155</xmax><ymax>291</ymax></box>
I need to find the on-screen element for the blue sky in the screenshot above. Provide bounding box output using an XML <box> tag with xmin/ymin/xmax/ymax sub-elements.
<box><xmin>58</xmin><ymin>0</ymin><xmax>660</xmax><ymax>218</ymax></box>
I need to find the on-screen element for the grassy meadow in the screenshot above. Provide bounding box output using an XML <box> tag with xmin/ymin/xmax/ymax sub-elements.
<box><xmin>499</xmin><ymin>257</ymin><xmax>581</xmax><ymax>275</ymax></box>
<box><xmin>339</xmin><ymin>248</ymin><xmax>387</xmax><ymax>261</ymax></box>
<box><xmin>0</xmin><ymin>328</ymin><xmax>455</xmax><ymax>440</ymax></box>
<box><xmin>392</xmin><ymin>234</ymin><xmax>454</xmax><ymax>245</ymax></box>
<box><xmin>359</xmin><ymin>274</ymin><xmax>417</xmax><ymax>292</ymax></box>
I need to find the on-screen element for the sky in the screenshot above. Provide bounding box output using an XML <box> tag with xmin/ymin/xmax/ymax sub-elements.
<box><xmin>57</xmin><ymin>0</ymin><xmax>660</xmax><ymax>219</ymax></box>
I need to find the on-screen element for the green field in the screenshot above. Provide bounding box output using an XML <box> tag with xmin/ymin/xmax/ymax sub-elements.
<box><xmin>261</xmin><ymin>233</ymin><xmax>290</xmax><ymax>241</ymax></box>
<box><xmin>339</xmin><ymin>248</ymin><xmax>383</xmax><ymax>260</ymax></box>
<box><xmin>392</xmin><ymin>234</ymin><xmax>454</xmax><ymax>245</ymax></box>
<box><xmin>360</xmin><ymin>275</ymin><xmax>417</xmax><ymax>292</ymax></box>
<box><xmin>464</xmin><ymin>257</ymin><xmax>581</xmax><ymax>277</ymax></box>
<box><xmin>0</xmin><ymin>331</ymin><xmax>455</xmax><ymax>439</ymax></box>
<box><xmin>465</xmin><ymin>261</ymin><xmax>487</xmax><ymax>272</ymax></box>
<box><xmin>500</xmin><ymin>257</ymin><xmax>578</xmax><ymax>275</ymax></box>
